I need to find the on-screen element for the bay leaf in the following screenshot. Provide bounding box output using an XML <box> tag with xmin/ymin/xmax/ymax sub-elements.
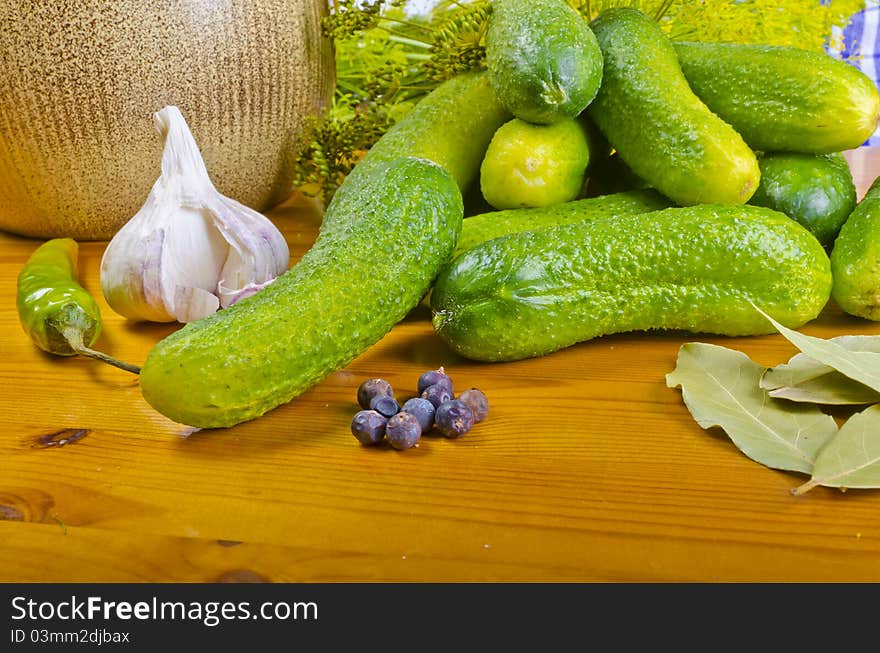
<box><xmin>760</xmin><ymin>335</ymin><xmax>880</xmax><ymax>405</ymax></box>
<box><xmin>755</xmin><ymin>307</ymin><xmax>880</xmax><ymax>395</ymax></box>
<box><xmin>666</xmin><ymin>342</ymin><xmax>838</xmax><ymax>474</ymax></box>
<box><xmin>791</xmin><ymin>404</ymin><xmax>880</xmax><ymax>495</ymax></box>
<box><xmin>766</xmin><ymin>378</ymin><xmax>880</xmax><ymax>405</ymax></box>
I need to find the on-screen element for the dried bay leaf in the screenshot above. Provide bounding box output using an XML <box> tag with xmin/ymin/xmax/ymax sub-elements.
<box><xmin>666</xmin><ymin>342</ymin><xmax>839</xmax><ymax>474</ymax></box>
<box><xmin>755</xmin><ymin>307</ymin><xmax>880</xmax><ymax>394</ymax></box>
<box><xmin>760</xmin><ymin>335</ymin><xmax>880</xmax><ymax>405</ymax></box>
<box><xmin>766</xmin><ymin>378</ymin><xmax>880</xmax><ymax>405</ymax></box>
<box><xmin>792</xmin><ymin>404</ymin><xmax>880</xmax><ymax>495</ymax></box>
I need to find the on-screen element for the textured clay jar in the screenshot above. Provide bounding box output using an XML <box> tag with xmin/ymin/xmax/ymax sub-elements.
<box><xmin>0</xmin><ymin>0</ymin><xmax>334</xmax><ymax>240</ymax></box>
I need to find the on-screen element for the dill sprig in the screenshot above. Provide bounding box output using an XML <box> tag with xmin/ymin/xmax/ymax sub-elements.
<box><xmin>422</xmin><ymin>1</ymin><xmax>492</xmax><ymax>82</ymax></box>
<box><xmin>321</xmin><ymin>0</ymin><xmax>390</xmax><ymax>40</ymax></box>
<box><xmin>662</xmin><ymin>0</ymin><xmax>866</xmax><ymax>51</ymax></box>
<box><xmin>295</xmin><ymin>0</ymin><xmax>497</xmax><ymax>202</ymax></box>
<box><xmin>292</xmin><ymin>94</ymin><xmax>400</xmax><ymax>201</ymax></box>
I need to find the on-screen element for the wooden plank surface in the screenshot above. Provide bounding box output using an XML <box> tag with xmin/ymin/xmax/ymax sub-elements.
<box><xmin>1</xmin><ymin>149</ymin><xmax>880</xmax><ymax>583</ymax></box>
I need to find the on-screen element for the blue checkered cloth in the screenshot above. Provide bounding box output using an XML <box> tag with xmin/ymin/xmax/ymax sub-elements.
<box><xmin>830</xmin><ymin>4</ymin><xmax>880</xmax><ymax>145</ymax></box>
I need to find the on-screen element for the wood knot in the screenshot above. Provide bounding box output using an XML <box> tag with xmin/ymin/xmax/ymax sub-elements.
<box><xmin>0</xmin><ymin>505</ymin><xmax>24</xmax><ymax>521</ymax></box>
<box><xmin>0</xmin><ymin>489</ymin><xmax>54</xmax><ymax>523</ymax></box>
<box><xmin>33</xmin><ymin>428</ymin><xmax>90</xmax><ymax>448</ymax></box>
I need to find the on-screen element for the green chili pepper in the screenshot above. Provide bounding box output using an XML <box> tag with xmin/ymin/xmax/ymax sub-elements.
<box><xmin>17</xmin><ymin>238</ymin><xmax>140</xmax><ymax>374</ymax></box>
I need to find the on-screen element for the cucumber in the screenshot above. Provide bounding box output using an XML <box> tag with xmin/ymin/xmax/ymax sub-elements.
<box><xmin>479</xmin><ymin>117</ymin><xmax>592</xmax><ymax>210</ymax></box>
<box><xmin>674</xmin><ymin>41</ymin><xmax>880</xmax><ymax>154</ymax></box>
<box><xmin>332</xmin><ymin>71</ymin><xmax>510</xmax><ymax>204</ymax></box>
<box><xmin>138</xmin><ymin>72</ymin><xmax>511</xmax><ymax>428</ymax></box>
<box><xmin>585</xmin><ymin>8</ymin><xmax>760</xmax><ymax>206</ymax></box>
<box><xmin>830</xmin><ymin>175</ymin><xmax>880</xmax><ymax>320</ymax></box>
<box><xmin>455</xmin><ymin>188</ymin><xmax>670</xmax><ymax>257</ymax></box>
<box><xmin>486</xmin><ymin>0</ymin><xmax>603</xmax><ymax>124</ymax></box>
<box><xmin>140</xmin><ymin>157</ymin><xmax>463</xmax><ymax>428</ymax></box>
<box><xmin>432</xmin><ymin>204</ymin><xmax>832</xmax><ymax>362</ymax></box>
<box><xmin>749</xmin><ymin>152</ymin><xmax>857</xmax><ymax>247</ymax></box>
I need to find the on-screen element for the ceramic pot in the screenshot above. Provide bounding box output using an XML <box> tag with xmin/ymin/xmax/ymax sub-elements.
<box><xmin>0</xmin><ymin>0</ymin><xmax>334</xmax><ymax>239</ymax></box>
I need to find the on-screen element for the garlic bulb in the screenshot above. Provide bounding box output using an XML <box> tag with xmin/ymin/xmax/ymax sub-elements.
<box><xmin>100</xmin><ymin>105</ymin><xmax>290</xmax><ymax>323</ymax></box>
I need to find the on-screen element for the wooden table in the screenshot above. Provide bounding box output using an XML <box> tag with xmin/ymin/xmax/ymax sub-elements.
<box><xmin>2</xmin><ymin>149</ymin><xmax>880</xmax><ymax>583</ymax></box>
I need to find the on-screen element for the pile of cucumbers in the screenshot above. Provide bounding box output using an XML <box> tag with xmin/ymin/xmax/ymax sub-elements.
<box><xmin>433</xmin><ymin>2</ymin><xmax>880</xmax><ymax>361</ymax></box>
<box><xmin>138</xmin><ymin>2</ymin><xmax>880</xmax><ymax>429</ymax></box>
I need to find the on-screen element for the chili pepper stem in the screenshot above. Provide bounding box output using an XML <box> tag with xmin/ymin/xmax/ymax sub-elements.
<box><xmin>61</xmin><ymin>326</ymin><xmax>141</xmax><ymax>375</ymax></box>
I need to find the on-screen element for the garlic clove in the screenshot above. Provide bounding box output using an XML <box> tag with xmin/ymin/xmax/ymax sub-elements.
<box><xmin>158</xmin><ymin>204</ymin><xmax>227</xmax><ymax>322</ymax></box>
<box><xmin>173</xmin><ymin>286</ymin><xmax>220</xmax><ymax>324</ymax></box>
<box><xmin>100</xmin><ymin>105</ymin><xmax>290</xmax><ymax>323</ymax></box>
<box><xmin>208</xmin><ymin>194</ymin><xmax>290</xmax><ymax>309</ymax></box>
<box><xmin>102</xmin><ymin>227</ymin><xmax>175</xmax><ymax>323</ymax></box>
<box><xmin>218</xmin><ymin>279</ymin><xmax>277</xmax><ymax>308</ymax></box>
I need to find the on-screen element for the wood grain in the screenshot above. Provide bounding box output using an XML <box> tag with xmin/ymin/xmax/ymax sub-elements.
<box><xmin>1</xmin><ymin>150</ymin><xmax>880</xmax><ymax>582</ymax></box>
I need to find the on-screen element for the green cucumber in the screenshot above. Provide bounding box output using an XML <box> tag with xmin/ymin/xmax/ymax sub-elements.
<box><xmin>140</xmin><ymin>157</ymin><xmax>463</xmax><ymax>428</ymax></box>
<box><xmin>585</xmin><ymin>8</ymin><xmax>760</xmax><ymax>206</ymax></box>
<box><xmin>139</xmin><ymin>72</ymin><xmax>511</xmax><ymax>428</ymax></box>
<box><xmin>830</xmin><ymin>175</ymin><xmax>880</xmax><ymax>320</ymax></box>
<box><xmin>479</xmin><ymin>117</ymin><xmax>592</xmax><ymax>210</ymax></box>
<box><xmin>674</xmin><ymin>41</ymin><xmax>880</xmax><ymax>154</ymax></box>
<box><xmin>455</xmin><ymin>188</ymin><xmax>670</xmax><ymax>257</ymax></box>
<box><xmin>432</xmin><ymin>204</ymin><xmax>832</xmax><ymax>362</ymax></box>
<box><xmin>486</xmin><ymin>0</ymin><xmax>603</xmax><ymax>124</ymax></box>
<box><xmin>749</xmin><ymin>152</ymin><xmax>857</xmax><ymax>247</ymax></box>
<box><xmin>332</xmin><ymin>71</ymin><xmax>510</xmax><ymax>204</ymax></box>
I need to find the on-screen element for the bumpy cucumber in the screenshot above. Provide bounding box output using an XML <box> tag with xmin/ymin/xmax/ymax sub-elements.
<box><xmin>749</xmin><ymin>152</ymin><xmax>856</xmax><ymax>247</ymax></box>
<box><xmin>432</xmin><ymin>204</ymin><xmax>832</xmax><ymax>362</ymax></box>
<box><xmin>140</xmin><ymin>157</ymin><xmax>462</xmax><ymax>427</ymax></box>
<box><xmin>486</xmin><ymin>0</ymin><xmax>603</xmax><ymax>124</ymax></box>
<box><xmin>586</xmin><ymin>8</ymin><xmax>760</xmax><ymax>206</ymax></box>
<box><xmin>138</xmin><ymin>72</ymin><xmax>511</xmax><ymax>427</ymax></box>
<box><xmin>830</xmin><ymin>175</ymin><xmax>880</xmax><ymax>320</ymax></box>
<box><xmin>334</xmin><ymin>71</ymin><xmax>509</xmax><ymax>200</ymax></box>
<box><xmin>674</xmin><ymin>41</ymin><xmax>880</xmax><ymax>153</ymax></box>
<box><xmin>479</xmin><ymin>117</ymin><xmax>592</xmax><ymax>209</ymax></box>
<box><xmin>455</xmin><ymin>188</ymin><xmax>669</xmax><ymax>257</ymax></box>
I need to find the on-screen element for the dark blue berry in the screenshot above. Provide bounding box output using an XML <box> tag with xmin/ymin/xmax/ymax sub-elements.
<box><xmin>401</xmin><ymin>397</ymin><xmax>435</xmax><ymax>433</ymax></box>
<box><xmin>369</xmin><ymin>394</ymin><xmax>400</xmax><ymax>418</ymax></box>
<box><xmin>385</xmin><ymin>412</ymin><xmax>422</xmax><ymax>450</ymax></box>
<box><xmin>434</xmin><ymin>399</ymin><xmax>474</xmax><ymax>439</ymax></box>
<box><xmin>421</xmin><ymin>383</ymin><xmax>453</xmax><ymax>409</ymax></box>
<box><xmin>357</xmin><ymin>378</ymin><xmax>393</xmax><ymax>410</ymax></box>
<box><xmin>417</xmin><ymin>367</ymin><xmax>454</xmax><ymax>395</ymax></box>
<box><xmin>457</xmin><ymin>388</ymin><xmax>489</xmax><ymax>423</ymax></box>
<box><xmin>350</xmin><ymin>410</ymin><xmax>387</xmax><ymax>445</ymax></box>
